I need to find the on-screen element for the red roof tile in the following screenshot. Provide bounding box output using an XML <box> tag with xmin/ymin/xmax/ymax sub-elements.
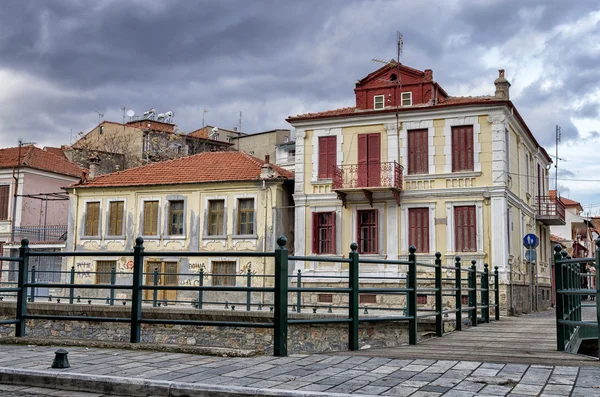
<box><xmin>71</xmin><ymin>151</ymin><xmax>294</xmax><ymax>188</ymax></box>
<box><xmin>43</xmin><ymin>146</ymin><xmax>67</xmax><ymax>159</ymax></box>
<box><xmin>549</xmin><ymin>190</ymin><xmax>582</xmax><ymax>208</ymax></box>
<box><xmin>0</xmin><ymin>146</ymin><xmax>82</xmax><ymax>178</ymax></box>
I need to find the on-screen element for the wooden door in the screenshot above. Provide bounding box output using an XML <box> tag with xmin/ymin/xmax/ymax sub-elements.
<box><xmin>144</xmin><ymin>261</ymin><xmax>178</xmax><ymax>302</ymax></box>
<box><xmin>357</xmin><ymin>133</ymin><xmax>381</xmax><ymax>187</ymax></box>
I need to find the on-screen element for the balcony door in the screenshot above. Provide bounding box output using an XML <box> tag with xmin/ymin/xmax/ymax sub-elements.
<box><xmin>357</xmin><ymin>133</ymin><xmax>381</xmax><ymax>187</ymax></box>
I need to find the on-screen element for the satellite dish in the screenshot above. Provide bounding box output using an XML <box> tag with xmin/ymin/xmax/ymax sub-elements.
<box><xmin>126</xmin><ymin>110</ymin><xmax>135</xmax><ymax>117</ymax></box>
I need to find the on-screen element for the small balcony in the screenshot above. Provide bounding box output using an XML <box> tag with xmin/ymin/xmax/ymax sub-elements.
<box><xmin>536</xmin><ymin>196</ymin><xmax>566</xmax><ymax>225</ymax></box>
<box><xmin>12</xmin><ymin>225</ymin><xmax>68</xmax><ymax>243</ymax></box>
<box><xmin>332</xmin><ymin>161</ymin><xmax>403</xmax><ymax>207</ymax></box>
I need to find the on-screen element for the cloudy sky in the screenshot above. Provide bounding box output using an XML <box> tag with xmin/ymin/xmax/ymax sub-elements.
<box><xmin>1</xmin><ymin>0</ymin><xmax>599</xmax><ymax>209</ymax></box>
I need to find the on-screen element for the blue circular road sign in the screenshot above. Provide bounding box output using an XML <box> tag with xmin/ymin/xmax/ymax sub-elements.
<box><xmin>523</xmin><ymin>233</ymin><xmax>539</xmax><ymax>249</ymax></box>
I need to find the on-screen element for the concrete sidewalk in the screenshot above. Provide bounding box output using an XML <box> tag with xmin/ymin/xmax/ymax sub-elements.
<box><xmin>0</xmin><ymin>345</ymin><xmax>599</xmax><ymax>396</ymax></box>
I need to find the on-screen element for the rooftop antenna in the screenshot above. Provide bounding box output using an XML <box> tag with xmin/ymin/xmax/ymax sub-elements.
<box><xmin>121</xmin><ymin>106</ymin><xmax>126</xmax><ymax>124</ymax></box>
<box><xmin>95</xmin><ymin>111</ymin><xmax>104</xmax><ymax>125</ymax></box>
<box><xmin>202</xmin><ymin>109</ymin><xmax>208</xmax><ymax>128</ymax></box>
<box><xmin>555</xmin><ymin>125</ymin><xmax>561</xmax><ymax>195</ymax></box>
<box><xmin>372</xmin><ymin>31</ymin><xmax>403</xmax><ymax>135</ymax></box>
<box><xmin>238</xmin><ymin>111</ymin><xmax>242</xmax><ymax>150</ymax></box>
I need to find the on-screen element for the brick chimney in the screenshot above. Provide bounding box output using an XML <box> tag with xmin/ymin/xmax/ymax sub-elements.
<box><xmin>494</xmin><ymin>69</ymin><xmax>511</xmax><ymax>100</ymax></box>
<box><xmin>89</xmin><ymin>156</ymin><xmax>100</xmax><ymax>179</ymax></box>
<box><xmin>260</xmin><ymin>154</ymin><xmax>275</xmax><ymax>179</ymax></box>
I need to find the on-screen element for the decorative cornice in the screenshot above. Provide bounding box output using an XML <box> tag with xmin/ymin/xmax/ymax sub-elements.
<box><xmin>384</xmin><ymin>123</ymin><xmax>398</xmax><ymax>134</ymax></box>
<box><xmin>293</xmin><ymin>130</ymin><xmax>306</xmax><ymax>139</ymax></box>
<box><xmin>487</xmin><ymin>114</ymin><xmax>506</xmax><ymax>124</ymax></box>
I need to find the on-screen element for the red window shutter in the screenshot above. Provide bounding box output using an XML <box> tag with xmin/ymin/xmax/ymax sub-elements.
<box><xmin>537</xmin><ymin>164</ymin><xmax>541</xmax><ymax>198</ymax></box>
<box><xmin>312</xmin><ymin>212</ymin><xmax>319</xmax><ymax>254</ymax></box>
<box><xmin>331</xmin><ymin>212</ymin><xmax>336</xmax><ymax>254</ymax></box>
<box><xmin>327</xmin><ymin>138</ymin><xmax>336</xmax><ymax>179</ymax></box>
<box><xmin>454</xmin><ymin>206</ymin><xmax>476</xmax><ymax>252</ymax></box>
<box><xmin>358</xmin><ymin>134</ymin><xmax>368</xmax><ymax>165</ymax></box>
<box><xmin>409</xmin><ymin>208</ymin><xmax>429</xmax><ymax>253</ymax></box>
<box><xmin>452</xmin><ymin>126</ymin><xmax>474</xmax><ymax>172</ymax></box>
<box><xmin>373</xmin><ymin>209</ymin><xmax>379</xmax><ymax>254</ymax></box>
<box><xmin>318</xmin><ymin>136</ymin><xmax>336</xmax><ymax>179</ymax></box>
<box><xmin>408</xmin><ymin>129</ymin><xmax>428</xmax><ymax>175</ymax></box>
<box><xmin>367</xmin><ymin>134</ymin><xmax>381</xmax><ymax>163</ymax></box>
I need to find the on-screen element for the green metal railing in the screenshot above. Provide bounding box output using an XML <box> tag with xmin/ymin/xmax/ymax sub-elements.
<box><xmin>554</xmin><ymin>240</ymin><xmax>600</xmax><ymax>357</ymax></box>
<box><xmin>0</xmin><ymin>237</ymin><xmax>501</xmax><ymax>356</ymax></box>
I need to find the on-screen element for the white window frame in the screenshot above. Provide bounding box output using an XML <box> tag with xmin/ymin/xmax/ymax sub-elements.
<box><xmin>401</xmin><ymin>92</ymin><xmax>412</xmax><ymax>106</ymax></box>
<box><xmin>105</xmin><ymin>198</ymin><xmax>127</xmax><ymax>239</ymax></box>
<box><xmin>204</xmin><ymin>195</ymin><xmax>228</xmax><ymax>240</ymax></box>
<box><xmin>445</xmin><ymin>201</ymin><xmax>484</xmax><ymax>254</ymax></box>
<box><xmin>310</xmin><ymin>206</ymin><xmax>342</xmax><ymax>256</ymax></box>
<box><xmin>400</xmin><ymin>203</ymin><xmax>436</xmax><ymax>254</ymax></box>
<box><xmin>374</xmin><ymin>95</ymin><xmax>385</xmax><ymax>110</ymax></box>
<box><xmin>81</xmin><ymin>199</ymin><xmax>102</xmax><ymax>240</ymax></box>
<box><xmin>140</xmin><ymin>197</ymin><xmax>162</xmax><ymax>239</ymax></box>
<box><xmin>352</xmin><ymin>203</ymin><xmax>385</xmax><ymax>256</ymax></box>
<box><xmin>233</xmin><ymin>193</ymin><xmax>258</xmax><ymax>239</ymax></box>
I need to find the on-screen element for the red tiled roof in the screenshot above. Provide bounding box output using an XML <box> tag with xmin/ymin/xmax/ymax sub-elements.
<box><xmin>0</xmin><ymin>146</ymin><xmax>82</xmax><ymax>178</ymax></box>
<box><xmin>70</xmin><ymin>151</ymin><xmax>294</xmax><ymax>188</ymax></box>
<box><xmin>43</xmin><ymin>146</ymin><xmax>67</xmax><ymax>159</ymax></box>
<box><xmin>549</xmin><ymin>190</ymin><xmax>582</xmax><ymax>208</ymax></box>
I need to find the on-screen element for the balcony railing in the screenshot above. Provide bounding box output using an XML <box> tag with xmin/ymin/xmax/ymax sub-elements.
<box><xmin>536</xmin><ymin>196</ymin><xmax>566</xmax><ymax>225</ymax></box>
<box><xmin>12</xmin><ymin>225</ymin><xmax>68</xmax><ymax>243</ymax></box>
<box><xmin>332</xmin><ymin>161</ymin><xmax>403</xmax><ymax>190</ymax></box>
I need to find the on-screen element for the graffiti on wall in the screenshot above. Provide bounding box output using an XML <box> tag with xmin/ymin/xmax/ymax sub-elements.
<box><xmin>75</xmin><ymin>262</ymin><xmax>92</xmax><ymax>284</ymax></box>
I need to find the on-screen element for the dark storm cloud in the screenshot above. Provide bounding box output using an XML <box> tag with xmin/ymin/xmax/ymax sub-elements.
<box><xmin>0</xmin><ymin>0</ymin><xmax>599</xmax><ymax>151</ymax></box>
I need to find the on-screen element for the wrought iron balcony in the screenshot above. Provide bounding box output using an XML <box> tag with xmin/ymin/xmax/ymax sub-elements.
<box><xmin>332</xmin><ymin>161</ymin><xmax>403</xmax><ymax>207</ymax></box>
<box><xmin>536</xmin><ymin>196</ymin><xmax>566</xmax><ymax>226</ymax></box>
<box><xmin>12</xmin><ymin>225</ymin><xmax>68</xmax><ymax>243</ymax></box>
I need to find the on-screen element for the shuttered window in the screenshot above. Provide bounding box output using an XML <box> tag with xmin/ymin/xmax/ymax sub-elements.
<box><xmin>408</xmin><ymin>208</ymin><xmax>429</xmax><ymax>253</ymax></box>
<box><xmin>311</xmin><ymin>211</ymin><xmax>335</xmax><ymax>254</ymax></box>
<box><xmin>357</xmin><ymin>209</ymin><xmax>378</xmax><ymax>254</ymax></box>
<box><xmin>143</xmin><ymin>201</ymin><xmax>159</xmax><ymax>235</ymax></box>
<box><xmin>454</xmin><ymin>206</ymin><xmax>476</xmax><ymax>252</ymax></box>
<box><xmin>108</xmin><ymin>201</ymin><xmax>124</xmax><ymax>236</ymax></box>
<box><xmin>407</xmin><ymin>129</ymin><xmax>428</xmax><ymax>175</ymax></box>
<box><xmin>237</xmin><ymin>198</ymin><xmax>255</xmax><ymax>235</ymax></box>
<box><xmin>208</xmin><ymin>200</ymin><xmax>225</xmax><ymax>236</ymax></box>
<box><xmin>318</xmin><ymin>136</ymin><xmax>337</xmax><ymax>179</ymax></box>
<box><xmin>212</xmin><ymin>261</ymin><xmax>236</xmax><ymax>286</ymax></box>
<box><xmin>84</xmin><ymin>202</ymin><xmax>100</xmax><ymax>237</ymax></box>
<box><xmin>451</xmin><ymin>125</ymin><xmax>474</xmax><ymax>172</ymax></box>
<box><xmin>96</xmin><ymin>260</ymin><xmax>115</xmax><ymax>284</ymax></box>
<box><xmin>0</xmin><ymin>185</ymin><xmax>9</xmax><ymax>220</ymax></box>
<box><xmin>168</xmin><ymin>200</ymin><xmax>184</xmax><ymax>235</ymax></box>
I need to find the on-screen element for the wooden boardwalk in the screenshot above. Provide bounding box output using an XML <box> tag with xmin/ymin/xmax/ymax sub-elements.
<box><xmin>348</xmin><ymin>313</ymin><xmax>600</xmax><ymax>366</ymax></box>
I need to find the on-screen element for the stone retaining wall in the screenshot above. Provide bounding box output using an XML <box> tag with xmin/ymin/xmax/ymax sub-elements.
<box><xmin>0</xmin><ymin>302</ymin><xmax>448</xmax><ymax>355</ymax></box>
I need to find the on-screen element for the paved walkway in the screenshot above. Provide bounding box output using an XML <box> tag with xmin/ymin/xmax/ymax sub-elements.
<box><xmin>1</xmin><ymin>343</ymin><xmax>600</xmax><ymax>396</ymax></box>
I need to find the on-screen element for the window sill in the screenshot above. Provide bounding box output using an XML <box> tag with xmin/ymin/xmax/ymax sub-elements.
<box><xmin>105</xmin><ymin>236</ymin><xmax>125</xmax><ymax>240</ymax></box>
<box><xmin>204</xmin><ymin>236</ymin><xmax>227</xmax><ymax>240</ymax></box>
<box><xmin>404</xmin><ymin>171</ymin><xmax>482</xmax><ymax>180</ymax></box>
<box><xmin>164</xmin><ymin>236</ymin><xmax>186</xmax><ymax>240</ymax></box>
<box><xmin>232</xmin><ymin>235</ymin><xmax>258</xmax><ymax>240</ymax></box>
<box><xmin>81</xmin><ymin>236</ymin><xmax>101</xmax><ymax>241</ymax></box>
<box><xmin>311</xmin><ymin>179</ymin><xmax>333</xmax><ymax>185</ymax></box>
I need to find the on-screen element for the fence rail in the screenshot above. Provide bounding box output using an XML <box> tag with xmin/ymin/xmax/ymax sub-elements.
<box><xmin>0</xmin><ymin>237</ymin><xmax>500</xmax><ymax>356</ymax></box>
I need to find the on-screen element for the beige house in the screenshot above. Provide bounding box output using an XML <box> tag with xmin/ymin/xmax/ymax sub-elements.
<box><xmin>64</xmin><ymin>151</ymin><xmax>294</xmax><ymax>305</ymax></box>
<box><xmin>287</xmin><ymin>63</ymin><xmax>559</xmax><ymax>314</ymax></box>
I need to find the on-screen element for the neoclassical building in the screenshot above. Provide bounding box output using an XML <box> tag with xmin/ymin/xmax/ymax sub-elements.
<box><xmin>287</xmin><ymin>62</ymin><xmax>560</xmax><ymax>314</ymax></box>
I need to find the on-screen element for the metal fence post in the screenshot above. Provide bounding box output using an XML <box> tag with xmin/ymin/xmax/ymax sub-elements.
<box><xmin>110</xmin><ymin>267</ymin><xmax>116</xmax><ymax>306</ymax></box>
<box><xmin>483</xmin><ymin>264</ymin><xmax>490</xmax><ymax>323</ymax></box>
<box><xmin>16</xmin><ymin>239</ymin><xmax>30</xmax><ymax>337</ymax></box>
<box><xmin>274</xmin><ymin>236</ymin><xmax>289</xmax><ymax>357</ymax></box>
<box><xmin>69</xmin><ymin>266</ymin><xmax>75</xmax><ymax>304</ymax></box>
<box><xmin>296</xmin><ymin>269</ymin><xmax>302</xmax><ymax>313</ymax></box>
<box><xmin>408</xmin><ymin>246</ymin><xmax>417</xmax><ymax>345</ymax></box>
<box><xmin>494</xmin><ymin>266</ymin><xmax>500</xmax><ymax>321</ymax></box>
<box><xmin>470</xmin><ymin>260</ymin><xmax>477</xmax><ymax>326</ymax></box>
<box><xmin>198</xmin><ymin>268</ymin><xmax>203</xmax><ymax>310</ymax></box>
<box><xmin>246</xmin><ymin>268</ymin><xmax>252</xmax><ymax>312</ymax></box>
<box><xmin>435</xmin><ymin>252</ymin><xmax>442</xmax><ymax>337</ymax></box>
<box><xmin>554</xmin><ymin>245</ymin><xmax>564</xmax><ymax>351</ymax></box>
<box><xmin>130</xmin><ymin>237</ymin><xmax>144</xmax><ymax>343</ymax></box>
<box><xmin>152</xmin><ymin>268</ymin><xmax>158</xmax><ymax>307</ymax></box>
<box><xmin>349</xmin><ymin>242</ymin><xmax>359</xmax><ymax>350</ymax></box>
<box><xmin>29</xmin><ymin>266</ymin><xmax>36</xmax><ymax>303</ymax></box>
<box><xmin>455</xmin><ymin>256</ymin><xmax>462</xmax><ymax>331</ymax></box>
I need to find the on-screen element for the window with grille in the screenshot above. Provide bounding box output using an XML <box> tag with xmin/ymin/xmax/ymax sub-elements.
<box><xmin>168</xmin><ymin>200</ymin><xmax>184</xmax><ymax>235</ymax></box>
<box><xmin>143</xmin><ymin>201</ymin><xmax>159</xmax><ymax>235</ymax></box>
<box><xmin>108</xmin><ymin>201</ymin><xmax>124</xmax><ymax>236</ymax></box>
<box><xmin>451</xmin><ymin>125</ymin><xmax>474</xmax><ymax>172</ymax></box>
<box><xmin>96</xmin><ymin>260</ymin><xmax>115</xmax><ymax>284</ymax></box>
<box><xmin>212</xmin><ymin>261</ymin><xmax>236</xmax><ymax>286</ymax></box>
<box><xmin>0</xmin><ymin>185</ymin><xmax>9</xmax><ymax>220</ymax></box>
<box><xmin>312</xmin><ymin>212</ymin><xmax>335</xmax><ymax>254</ymax></box>
<box><xmin>208</xmin><ymin>200</ymin><xmax>225</xmax><ymax>236</ymax></box>
<box><xmin>357</xmin><ymin>209</ymin><xmax>378</xmax><ymax>254</ymax></box>
<box><xmin>237</xmin><ymin>198</ymin><xmax>254</xmax><ymax>235</ymax></box>
<box><xmin>84</xmin><ymin>202</ymin><xmax>100</xmax><ymax>237</ymax></box>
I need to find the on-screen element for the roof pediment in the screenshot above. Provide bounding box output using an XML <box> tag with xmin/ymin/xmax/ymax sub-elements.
<box><xmin>356</xmin><ymin>62</ymin><xmax>428</xmax><ymax>89</ymax></box>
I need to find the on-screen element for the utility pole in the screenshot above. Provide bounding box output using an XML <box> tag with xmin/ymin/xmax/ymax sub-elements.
<box><xmin>555</xmin><ymin>125</ymin><xmax>560</xmax><ymax>194</ymax></box>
